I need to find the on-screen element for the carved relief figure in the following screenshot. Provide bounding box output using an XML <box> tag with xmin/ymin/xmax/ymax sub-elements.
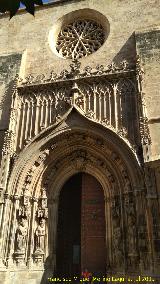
<box><xmin>15</xmin><ymin>218</ymin><xmax>27</xmax><ymax>252</ymax></box>
<box><xmin>113</xmin><ymin>226</ymin><xmax>123</xmax><ymax>268</ymax></box>
<box><xmin>127</xmin><ymin>214</ymin><xmax>138</xmax><ymax>270</ymax></box>
<box><xmin>35</xmin><ymin>218</ymin><xmax>45</xmax><ymax>253</ymax></box>
<box><xmin>122</xmin><ymin>169</ymin><xmax>132</xmax><ymax>193</ymax></box>
<box><xmin>41</xmin><ymin>188</ymin><xmax>48</xmax><ymax>209</ymax></box>
<box><xmin>112</xmin><ymin>204</ymin><xmax>123</xmax><ymax>269</ymax></box>
<box><xmin>138</xmin><ymin>214</ymin><xmax>149</xmax><ymax>270</ymax></box>
<box><xmin>127</xmin><ymin>215</ymin><xmax>137</xmax><ymax>254</ymax></box>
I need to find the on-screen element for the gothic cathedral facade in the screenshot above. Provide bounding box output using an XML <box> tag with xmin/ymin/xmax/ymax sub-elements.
<box><xmin>0</xmin><ymin>0</ymin><xmax>160</xmax><ymax>283</ymax></box>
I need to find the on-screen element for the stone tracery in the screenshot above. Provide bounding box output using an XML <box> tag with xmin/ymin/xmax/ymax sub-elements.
<box><xmin>9</xmin><ymin>61</ymin><xmax>140</xmax><ymax>160</ymax></box>
<box><xmin>56</xmin><ymin>19</ymin><xmax>105</xmax><ymax>59</ymax></box>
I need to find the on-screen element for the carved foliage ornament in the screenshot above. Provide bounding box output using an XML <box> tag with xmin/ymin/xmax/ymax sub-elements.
<box><xmin>2</xmin><ymin>130</ymin><xmax>15</xmax><ymax>156</ymax></box>
<box><xmin>56</xmin><ymin>19</ymin><xmax>105</xmax><ymax>59</ymax></box>
<box><xmin>139</xmin><ymin>116</ymin><xmax>151</xmax><ymax>145</ymax></box>
<box><xmin>18</xmin><ymin>60</ymin><xmax>134</xmax><ymax>86</ymax></box>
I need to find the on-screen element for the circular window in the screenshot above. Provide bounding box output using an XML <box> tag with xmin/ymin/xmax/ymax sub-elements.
<box><xmin>56</xmin><ymin>19</ymin><xmax>105</xmax><ymax>59</ymax></box>
<box><xmin>49</xmin><ymin>9</ymin><xmax>110</xmax><ymax>60</ymax></box>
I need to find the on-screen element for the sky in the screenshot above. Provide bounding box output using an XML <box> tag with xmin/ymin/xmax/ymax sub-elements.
<box><xmin>20</xmin><ymin>0</ymin><xmax>53</xmax><ymax>7</ymax></box>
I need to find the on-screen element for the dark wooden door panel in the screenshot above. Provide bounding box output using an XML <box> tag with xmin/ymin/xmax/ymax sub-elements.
<box><xmin>81</xmin><ymin>173</ymin><xmax>106</xmax><ymax>274</ymax></box>
<box><xmin>57</xmin><ymin>173</ymin><xmax>106</xmax><ymax>276</ymax></box>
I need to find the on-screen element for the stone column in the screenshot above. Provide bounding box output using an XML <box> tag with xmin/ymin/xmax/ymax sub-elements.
<box><xmin>6</xmin><ymin>195</ymin><xmax>20</xmax><ymax>268</ymax></box>
<box><xmin>113</xmin><ymin>84</ymin><xmax>118</xmax><ymax>131</ymax></box>
<box><xmin>0</xmin><ymin>189</ymin><xmax>6</xmax><ymax>269</ymax></box>
<box><xmin>0</xmin><ymin>193</ymin><xmax>12</xmax><ymax>269</ymax></box>
<box><xmin>104</xmin><ymin>196</ymin><xmax>112</xmax><ymax>272</ymax></box>
<box><xmin>27</xmin><ymin>198</ymin><xmax>38</xmax><ymax>268</ymax></box>
<box><xmin>24</xmin><ymin>100</ymin><xmax>31</xmax><ymax>141</ymax></box>
<box><xmin>19</xmin><ymin>101</ymin><xmax>26</xmax><ymax>149</ymax></box>
<box><xmin>48</xmin><ymin>197</ymin><xmax>58</xmax><ymax>272</ymax></box>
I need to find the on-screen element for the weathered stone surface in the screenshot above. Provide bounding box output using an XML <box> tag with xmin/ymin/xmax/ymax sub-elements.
<box><xmin>0</xmin><ymin>0</ymin><xmax>159</xmax><ymax>283</ymax></box>
<box><xmin>136</xmin><ymin>29</ymin><xmax>160</xmax><ymax>161</ymax></box>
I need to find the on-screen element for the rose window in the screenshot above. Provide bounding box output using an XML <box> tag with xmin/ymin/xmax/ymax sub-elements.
<box><xmin>56</xmin><ymin>19</ymin><xmax>105</xmax><ymax>59</ymax></box>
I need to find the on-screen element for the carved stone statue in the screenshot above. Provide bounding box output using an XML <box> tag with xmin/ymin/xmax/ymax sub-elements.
<box><xmin>113</xmin><ymin>226</ymin><xmax>123</xmax><ymax>268</ymax></box>
<box><xmin>122</xmin><ymin>169</ymin><xmax>132</xmax><ymax>193</ymax></box>
<box><xmin>15</xmin><ymin>218</ymin><xmax>27</xmax><ymax>252</ymax></box>
<box><xmin>127</xmin><ymin>215</ymin><xmax>137</xmax><ymax>254</ymax></box>
<box><xmin>35</xmin><ymin>218</ymin><xmax>45</xmax><ymax>253</ymax></box>
<box><xmin>41</xmin><ymin>187</ymin><xmax>48</xmax><ymax>209</ymax></box>
<box><xmin>112</xmin><ymin>205</ymin><xmax>120</xmax><ymax>228</ymax></box>
<box><xmin>112</xmin><ymin>204</ymin><xmax>123</xmax><ymax>269</ymax></box>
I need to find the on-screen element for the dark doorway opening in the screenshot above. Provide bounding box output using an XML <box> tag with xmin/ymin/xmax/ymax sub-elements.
<box><xmin>56</xmin><ymin>173</ymin><xmax>106</xmax><ymax>277</ymax></box>
<box><xmin>56</xmin><ymin>173</ymin><xmax>81</xmax><ymax>277</ymax></box>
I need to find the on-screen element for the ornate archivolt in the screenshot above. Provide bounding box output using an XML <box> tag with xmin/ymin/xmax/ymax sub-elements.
<box><xmin>0</xmin><ymin>118</ymin><xmax>149</xmax><ymax>273</ymax></box>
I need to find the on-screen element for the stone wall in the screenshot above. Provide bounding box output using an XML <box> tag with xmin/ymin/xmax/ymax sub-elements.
<box><xmin>0</xmin><ymin>0</ymin><xmax>159</xmax><ymax>75</ymax></box>
<box><xmin>0</xmin><ymin>0</ymin><xmax>159</xmax><ymax>162</ymax></box>
<box><xmin>0</xmin><ymin>0</ymin><xmax>160</xmax><ymax>283</ymax></box>
<box><xmin>136</xmin><ymin>29</ymin><xmax>160</xmax><ymax>162</ymax></box>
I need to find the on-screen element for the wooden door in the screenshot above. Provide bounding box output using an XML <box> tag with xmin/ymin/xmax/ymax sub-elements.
<box><xmin>56</xmin><ymin>173</ymin><xmax>106</xmax><ymax>276</ymax></box>
<box><xmin>81</xmin><ymin>173</ymin><xmax>106</xmax><ymax>275</ymax></box>
<box><xmin>56</xmin><ymin>174</ymin><xmax>81</xmax><ymax>276</ymax></box>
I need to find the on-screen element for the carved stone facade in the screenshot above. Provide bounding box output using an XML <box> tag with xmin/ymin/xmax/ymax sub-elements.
<box><xmin>0</xmin><ymin>0</ymin><xmax>160</xmax><ymax>283</ymax></box>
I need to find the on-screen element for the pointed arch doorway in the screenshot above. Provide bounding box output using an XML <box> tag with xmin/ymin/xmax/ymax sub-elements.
<box><xmin>56</xmin><ymin>172</ymin><xmax>106</xmax><ymax>277</ymax></box>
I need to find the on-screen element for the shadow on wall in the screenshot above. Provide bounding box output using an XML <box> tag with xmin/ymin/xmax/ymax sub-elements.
<box><xmin>113</xmin><ymin>33</ymin><xmax>136</xmax><ymax>65</ymax></box>
<box><xmin>40</xmin><ymin>257</ymin><xmax>54</xmax><ymax>284</ymax></box>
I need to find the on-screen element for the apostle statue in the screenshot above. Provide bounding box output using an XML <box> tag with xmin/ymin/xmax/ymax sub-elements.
<box><xmin>35</xmin><ymin>218</ymin><xmax>45</xmax><ymax>253</ymax></box>
<box><xmin>128</xmin><ymin>215</ymin><xmax>137</xmax><ymax>254</ymax></box>
<box><xmin>15</xmin><ymin>218</ymin><xmax>27</xmax><ymax>252</ymax></box>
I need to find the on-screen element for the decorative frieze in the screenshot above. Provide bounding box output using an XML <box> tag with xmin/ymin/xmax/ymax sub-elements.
<box><xmin>18</xmin><ymin>60</ymin><xmax>135</xmax><ymax>86</ymax></box>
